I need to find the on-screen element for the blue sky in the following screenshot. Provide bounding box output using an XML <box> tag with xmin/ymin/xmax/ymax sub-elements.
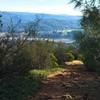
<box><xmin>0</xmin><ymin>0</ymin><xmax>82</xmax><ymax>15</ymax></box>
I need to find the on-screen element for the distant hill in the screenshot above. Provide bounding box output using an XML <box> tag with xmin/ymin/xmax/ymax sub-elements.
<box><xmin>0</xmin><ymin>11</ymin><xmax>81</xmax><ymax>32</ymax></box>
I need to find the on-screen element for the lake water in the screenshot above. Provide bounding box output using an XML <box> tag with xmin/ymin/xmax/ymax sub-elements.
<box><xmin>53</xmin><ymin>38</ymin><xmax>74</xmax><ymax>43</ymax></box>
<box><xmin>27</xmin><ymin>38</ymin><xmax>74</xmax><ymax>43</ymax></box>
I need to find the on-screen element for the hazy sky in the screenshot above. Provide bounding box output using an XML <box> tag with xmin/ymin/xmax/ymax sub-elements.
<box><xmin>0</xmin><ymin>0</ymin><xmax>82</xmax><ymax>15</ymax></box>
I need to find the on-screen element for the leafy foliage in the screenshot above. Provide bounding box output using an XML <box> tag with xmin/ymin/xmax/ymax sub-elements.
<box><xmin>21</xmin><ymin>41</ymin><xmax>58</xmax><ymax>69</ymax></box>
<box><xmin>65</xmin><ymin>53</ymin><xmax>75</xmax><ymax>62</ymax></box>
<box><xmin>69</xmin><ymin>0</ymin><xmax>100</xmax><ymax>8</ymax></box>
<box><xmin>54</xmin><ymin>42</ymin><xmax>68</xmax><ymax>65</ymax></box>
<box><xmin>0</xmin><ymin>74</ymin><xmax>41</xmax><ymax>100</ymax></box>
<box><xmin>75</xmin><ymin>6</ymin><xmax>100</xmax><ymax>71</ymax></box>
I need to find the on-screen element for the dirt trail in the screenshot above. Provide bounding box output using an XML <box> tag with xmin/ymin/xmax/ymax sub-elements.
<box><xmin>33</xmin><ymin>65</ymin><xmax>100</xmax><ymax>100</ymax></box>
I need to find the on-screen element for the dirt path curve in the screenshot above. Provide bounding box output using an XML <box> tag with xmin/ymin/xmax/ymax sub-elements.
<box><xmin>33</xmin><ymin>65</ymin><xmax>100</xmax><ymax>100</ymax></box>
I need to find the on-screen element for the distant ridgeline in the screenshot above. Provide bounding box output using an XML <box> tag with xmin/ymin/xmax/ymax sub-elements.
<box><xmin>0</xmin><ymin>11</ymin><xmax>82</xmax><ymax>40</ymax></box>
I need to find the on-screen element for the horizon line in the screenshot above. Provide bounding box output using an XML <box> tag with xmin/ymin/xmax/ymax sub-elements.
<box><xmin>0</xmin><ymin>10</ymin><xmax>82</xmax><ymax>16</ymax></box>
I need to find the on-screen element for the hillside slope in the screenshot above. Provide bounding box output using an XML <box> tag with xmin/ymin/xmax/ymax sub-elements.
<box><xmin>0</xmin><ymin>12</ymin><xmax>81</xmax><ymax>32</ymax></box>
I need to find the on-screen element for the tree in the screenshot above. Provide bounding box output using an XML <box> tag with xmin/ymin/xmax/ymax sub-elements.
<box><xmin>69</xmin><ymin>0</ymin><xmax>100</xmax><ymax>71</ymax></box>
<box><xmin>24</xmin><ymin>16</ymin><xmax>41</xmax><ymax>39</ymax></box>
<box><xmin>0</xmin><ymin>15</ymin><xmax>41</xmax><ymax>77</ymax></box>
<box><xmin>69</xmin><ymin>0</ymin><xmax>100</xmax><ymax>8</ymax></box>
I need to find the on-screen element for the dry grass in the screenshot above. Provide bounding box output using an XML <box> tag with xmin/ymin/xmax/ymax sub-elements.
<box><xmin>65</xmin><ymin>60</ymin><xmax>84</xmax><ymax>65</ymax></box>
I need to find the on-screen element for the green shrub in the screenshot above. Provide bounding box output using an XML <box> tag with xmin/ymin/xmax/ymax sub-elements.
<box><xmin>77</xmin><ymin>54</ymin><xmax>84</xmax><ymax>61</ymax></box>
<box><xmin>65</xmin><ymin>53</ymin><xmax>75</xmax><ymax>62</ymax></box>
<box><xmin>75</xmin><ymin>7</ymin><xmax>100</xmax><ymax>72</ymax></box>
<box><xmin>0</xmin><ymin>41</ymin><xmax>30</xmax><ymax>76</ymax></box>
<box><xmin>79</xmin><ymin>36</ymin><xmax>100</xmax><ymax>71</ymax></box>
<box><xmin>0</xmin><ymin>75</ymin><xmax>41</xmax><ymax>100</ymax></box>
<box><xmin>21</xmin><ymin>41</ymin><xmax>58</xmax><ymax>69</ymax></box>
<box><xmin>75</xmin><ymin>33</ymin><xmax>100</xmax><ymax>71</ymax></box>
<box><xmin>54</xmin><ymin>42</ymin><xmax>68</xmax><ymax>65</ymax></box>
<box><xmin>49</xmin><ymin>53</ymin><xmax>59</xmax><ymax>68</ymax></box>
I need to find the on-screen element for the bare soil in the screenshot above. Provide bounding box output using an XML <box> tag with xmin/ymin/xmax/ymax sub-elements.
<box><xmin>33</xmin><ymin>65</ymin><xmax>100</xmax><ymax>100</ymax></box>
